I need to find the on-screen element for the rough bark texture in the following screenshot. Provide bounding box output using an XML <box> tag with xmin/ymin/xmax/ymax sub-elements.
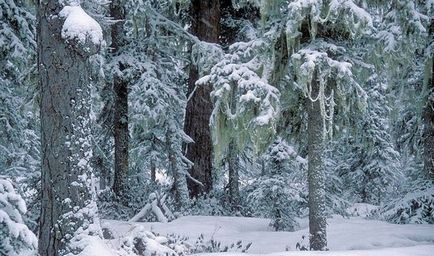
<box><xmin>110</xmin><ymin>0</ymin><xmax>129</xmax><ymax>199</ymax></box>
<box><xmin>423</xmin><ymin>20</ymin><xmax>434</xmax><ymax>181</ymax></box>
<box><xmin>184</xmin><ymin>0</ymin><xmax>220</xmax><ymax>197</ymax></box>
<box><xmin>38</xmin><ymin>1</ymin><xmax>100</xmax><ymax>255</ymax></box>
<box><xmin>307</xmin><ymin>70</ymin><xmax>327</xmax><ymax>251</ymax></box>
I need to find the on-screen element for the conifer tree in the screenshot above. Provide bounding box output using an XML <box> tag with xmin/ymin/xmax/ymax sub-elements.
<box><xmin>38</xmin><ymin>1</ymin><xmax>104</xmax><ymax>254</ymax></box>
<box><xmin>110</xmin><ymin>0</ymin><xmax>129</xmax><ymax>200</ymax></box>
<box><xmin>184</xmin><ymin>0</ymin><xmax>221</xmax><ymax>197</ymax></box>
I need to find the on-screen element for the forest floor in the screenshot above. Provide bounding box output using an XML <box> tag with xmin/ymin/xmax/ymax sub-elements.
<box><xmin>102</xmin><ymin>209</ymin><xmax>434</xmax><ymax>255</ymax></box>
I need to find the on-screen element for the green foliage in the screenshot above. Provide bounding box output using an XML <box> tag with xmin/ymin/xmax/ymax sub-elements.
<box><xmin>0</xmin><ymin>179</ymin><xmax>37</xmax><ymax>256</ymax></box>
<box><xmin>202</xmin><ymin>38</ymin><xmax>280</xmax><ymax>163</ymax></box>
<box><xmin>245</xmin><ymin>139</ymin><xmax>307</xmax><ymax>231</ymax></box>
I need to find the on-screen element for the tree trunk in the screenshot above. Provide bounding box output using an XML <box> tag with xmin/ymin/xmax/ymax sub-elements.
<box><xmin>110</xmin><ymin>0</ymin><xmax>129</xmax><ymax>199</ymax></box>
<box><xmin>166</xmin><ymin>129</ymin><xmax>189</xmax><ymax>211</ymax></box>
<box><xmin>423</xmin><ymin>19</ymin><xmax>434</xmax><ymax>181</ymax></box>
<box><xmin>307</xmin><ymin>70</ymin><xmax>327</xmax><ymax>251</ymax></box>
<box><xmin>150</xmin><ymin>159</ymin><xmax>156</xmax><ymax>183</ymax></box>
<box><xmin>184</xmin><ymin>0</ymin><xmax>220</xmax><ymax>197</ymax></box>
<box><xmin>95</xmin><ymin>80</ymin><xmax>115</xmax><ymax>190</ymax></box>
<box><xmin>38</xmin><ymin>2</ymin><xmax>101</xmax><ymax>255</ymax></box>
<box><xmin>227</xmin><ymin>139</ymin><xmax>240</xmax><ymax>211</ymax></box>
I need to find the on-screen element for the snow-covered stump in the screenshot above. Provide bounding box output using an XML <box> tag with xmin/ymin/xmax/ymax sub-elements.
<box><xmin>38</xmin><ymin>1</ymin><xmax>104</xmax><ymax>255</ymax></box>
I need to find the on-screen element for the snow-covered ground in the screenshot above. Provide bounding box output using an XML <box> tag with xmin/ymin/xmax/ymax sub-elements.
<box><xmin>102</xmin><ymin>213</ymin><xmax>434</xmax><ymax>255</ymax></box>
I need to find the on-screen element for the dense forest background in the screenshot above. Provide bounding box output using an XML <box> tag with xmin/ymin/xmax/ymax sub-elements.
<box><xmin>0</xmin><ymin>0</ymin><xmax>433</xmax><ymax>255</ymax></box>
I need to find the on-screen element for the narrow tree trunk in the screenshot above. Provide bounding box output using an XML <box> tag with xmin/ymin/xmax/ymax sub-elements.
<box><xmin>166</xmin><ymin>129</ymin><xmax>189</xmax><ymax>211</ymax></box>
<box><xmin>423</xmin><ymin>19</ymin><xmax>434</xmax><ymax>181</ymax></box>
<box><xmin>110</xmin><ymin>0</ymin><xmax>129</xmax><ymax>199</ymax></box>
<box><xmin>307</xmin><ymin>70</ymin><xmax>327</xmax><ymax>251</ymax></box>
<box><xmin>227</xmin><ymin>139</ymin><xmax>240</xmax><ymax>211</ymax></box>
<box><xmin>95</xmin><ymin>82</ymin><xmax>116</xmax><ymax>190</ymax></box>
<box><xmin>150</xmin><ymin>159</ymin><xmax>156</xmax><ymax>183</ymax></box>
<box><xmin>184</xmin><ymin>0</ymin><xmax>220</xmax><ymax>197</ymax></box>
<box><xmin>38</xmin><ymin>2</ymin><xmax>101</xmax><ymax>255</ymax></box>
<box><xmin>423</xmin><ymin>56</ymin><xmax>434</xmax><ymax>181</ymax></box>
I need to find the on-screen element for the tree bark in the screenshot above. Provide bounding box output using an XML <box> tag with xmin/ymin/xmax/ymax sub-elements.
<box><xmin>227</xmin><ymin>139</ymin><xmax>240</xmax><ymax>211</ymax></box>
<box><xmin>307</xmin><ymin>70</ymin><xmax>327</xmax><ymax>251</ymax></box>
<box><xmin>38</xmin><ymin>2</ymin><xmax>101</xmax><ymax>255</ymax></box>
<box><xmin>110</xmin><ymin>0</ymin><xmax>129</xmax><ymax>199</ymax></box>
<box><xmin>166</xmin><ymin>129</ymin><xmax>189</xmax><ymax>211</ymax></box>
<box><xmin>150</xmin><ymin>159</ymin><xmax>156</xmax><ymax>183</ymax></box>
<box><xmin>184</xmin><ymin>0</ymin><xmax>220</xmax><ymax>197</ymax></box>
<box><xmin>423</xmin><ymin>19</ymin><xmax>434</xmax><ymax>181</ymax></box>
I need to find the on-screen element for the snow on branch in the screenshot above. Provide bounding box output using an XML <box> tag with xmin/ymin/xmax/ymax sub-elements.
<box><xmin>292</xmin><ymin>48</ymin><xmax>367</xmax><ymax>138</ymax></box>
<box><xmin>129</xmin><ymin>193</ymin><xmax>174</xmax><ymax>223</ymax></box>
<box><xmin>0</xmin><ymin>179</ymin><xmax>37</xmax><ymax>255</ymax></box>
<box><xmin>200</xmin><ymin>38</ymin><xmax>280</xmax><ymax>159</ymax></box>
<box><xmin>286</xmin><ymin>0</ymin><xmax>372</xmax><ymax>41</ymax></box>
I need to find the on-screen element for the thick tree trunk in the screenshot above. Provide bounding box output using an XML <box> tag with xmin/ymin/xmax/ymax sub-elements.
<box><xmin>307</xmin><ymin>70</ymin><xmax>327</xmax><ymax>251</ymax></box>
<box><xmin>110</xmin><ymin>0</ymin><xmax>129</xmax><ymax>199</ymax></box>
<box><xmin>423</xmin><ymin>19</ymin><xmax>434</xmax><ymax>181</ymax></box>
<box><xmin>38</xmin><ymin>2</ymin><xmax>101</xmax><ymax>255</ymax></box>
<box><xmin>184</xmin><ymin>0</ymin><xmax>220</xmax><ymax>197</ymax></box>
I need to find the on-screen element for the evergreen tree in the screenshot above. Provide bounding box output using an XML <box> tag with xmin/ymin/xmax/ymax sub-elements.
<box><xmin>0</xmin><ymin>179</ymin><xmax>37</xmax><ymax>256</ymax></box>
<box><xmin>110</xmin><ymin>0</ymin><xmax>129</xmax><ymax>200</ymax></box>
<box><xmin>0</xmin><ymin>0</ymin><xmax>38</xmax><ymax>181</ymax></box>
<box><xmin>0</xmin><ymin>0</ymin><xmax>40</xmax><ymax>232</ymax></box>
<box><xmin>246</xmin><ymin>138</ymin><xmax>307</xmax><ymax>231</ymax></box>
<box><xmin>184</xmin><ymin>0</ymin><xmax>221</xmax><ymax>197</ymax></box>
<box><xmin>348</xmin><ymin>77</ymin><xmax>402</xmax><ymax>204</ymax></box>
<box><xmin>38</xmin><ymin>1</ymin><xmax>104</xmax><ymax>254</ymax></box>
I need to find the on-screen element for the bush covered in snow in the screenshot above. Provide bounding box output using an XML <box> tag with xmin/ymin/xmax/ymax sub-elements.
<box><xmin>246</xmin><ymin>174</ymin><xmax>306</xmax><ymax>231</ymax></box>
<box><xmin>0</xmin><ymin>179</ymin><xmax>37</xmax><ymax>256</ymax></box>
<box><xmin>118</xmin><ymin>226</ymin><xmax>177</xmax><ymax>256</ymax></box>
<box><xmin>184</xmin><ymin>192</ymin><xmax>232</xmax><ymax>217</ymax></box>
<box><xmin>98</xmin><ymin>176</ymin><xmax>162</xmax><ymax>220</ymax></box>
<box><xmin>245</xmin><ymin>138</ymin><xmax>307</xmax><ymax>231</ymax></box>
<box><xmin>117</xmin><ymin>226</ymin><xmax>252</xmax><ymax>256</ymax></box>
<box><xmin>190</xmin><ymin>234</ymin><xmax>252</xmax><ymax>254</ymax></box>
<box><xmin>380</xmin><ymin>184</ymin><xmax>434</xmax><ymax>224</ymax></box>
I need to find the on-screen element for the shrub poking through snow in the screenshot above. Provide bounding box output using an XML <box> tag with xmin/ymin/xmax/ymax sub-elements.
<box><xmin>184</xmin><ymin>193</ymin><xmax>231</xmax><ymax>216</ymax></box>
<box><xmin>295</xmin><ymin>235</ymin><xmax>309</xmax><ymax>251</ymax></box>
<box><xmin>117</xmin><ymin>228</ymin><xmax>252</xmax><ymax>256</ymax></box>
<box><xmin>118</xmin><ymin>226</ymin><xmax>177</xmax><ymax>256</ymax></box>
<box><xmin>189</xmin><ymin>234</ymin><xmax>252</xmax><ymax>254</ymax></box>
<box><xmin>0</xmin><ymin>178</ymin><xmax>37</xmax><ymax>256</ymax></box>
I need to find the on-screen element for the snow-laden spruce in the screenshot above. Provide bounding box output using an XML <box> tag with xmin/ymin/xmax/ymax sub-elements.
<box><xmin>0</xmin><ymin>0</ymin><xmax>40</xmax><ymax>232</ymax></box>
<box><xmin>199</xmin><ymin>37</ymin><xmax>280</xmax><ymax>164</ymax></box>
<box><xmin>246</xmin><ymin>138</ymin><xmax>307</xmax><ymax>231</ymax></box>
<box><xmin>0</xmin><ymin>179</ymin><xmax>37</xmax><ymax>256</ymax></box>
